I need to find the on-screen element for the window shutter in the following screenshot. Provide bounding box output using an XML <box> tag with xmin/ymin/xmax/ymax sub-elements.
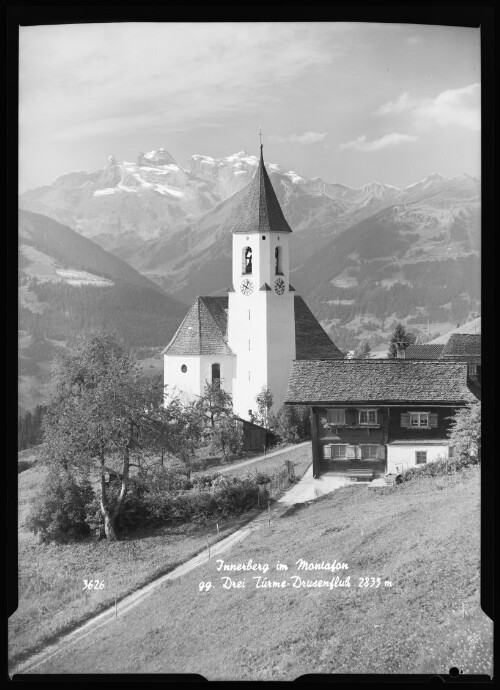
<box><xmin>347</xmin><ymin>445</ymin><xmax>356</xmax><ymax>459</ymax></box>
<box><xmin>429</xmin><ymin>413</ymin><xmax>438</xmax><ymax>428</ymax></box>
<box><xmin>376</xmin><ymin>445</ymin><xmax>386</xmax><ymax>460</ymax></box>
<box><xmin>355</xmin><ymin>445</ymin><xmax>362</xmax><ymax>459</ymax></box>
<box><xmin>400</xmin><ymin>413</ymin><xmax>410</xmax><ymax>428</ymax></box>
<box><xmin>346</xmin><ymin>409</ymin><xmax>356</xmax><ymax>426</ymax></box>
<box><xmin>322</xmin><ymin>444</ymin><xmax>331</xmax><ymax>460</ymax></box>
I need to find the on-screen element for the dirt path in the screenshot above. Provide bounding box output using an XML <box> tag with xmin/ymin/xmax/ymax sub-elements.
<box><xmin>200</xmin><ymin>441</ymin><xmax>310</xmax><ymax>475</ymax></box>
<box><xmin>12</xmin><ymin>459</ymin><xmax>313</xmax><ymax>676</ymax></box>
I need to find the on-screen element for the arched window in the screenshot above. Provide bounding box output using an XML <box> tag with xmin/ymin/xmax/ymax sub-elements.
<box><xmin>275</xmin><ymin>246</ymin><xmax>282</xmax><ymax>275</ymax></box>
<box><xmin>242</xmin><ymin>246</ymin><xmax>252</xmax><ymax>274</ymax></box>
<box><xmin>212</xmin><ymin>363</ymin><xmax>221</xmax><ymax>387</ymax></box>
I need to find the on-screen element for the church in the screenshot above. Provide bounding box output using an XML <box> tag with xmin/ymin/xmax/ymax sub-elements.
<box><xmin>163</xmin><ymin>146</ymin><xmax>343</xmax><ymax>421</ymax></box>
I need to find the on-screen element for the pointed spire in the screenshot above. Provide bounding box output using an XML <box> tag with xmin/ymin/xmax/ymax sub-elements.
<box><xmin>230</xmin><ymin>141</ymin><xmax>292</xmax><ymax>235</ymax></box>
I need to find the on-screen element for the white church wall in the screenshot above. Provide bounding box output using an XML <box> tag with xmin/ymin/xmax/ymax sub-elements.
<box><xmin>266</xmin><ymin>291</ymin><xmax>296</xmax><ymax>413</ymax></box>
<box><xmin>228</xmin><ymin>290</ymin><xmax>269</xmax><ymax>420</ymax></box>
<box><xmin>228</xmin><ymin>230</ymin><xmax>296</xmax><ymax>420</ymax></box>
<box><xmin>232</xmin><ymin>232</ymin><xmax>273</xmax><ymax>290</ymax></box>
<box><xmin>199</xmin><ymin>355</ymin><xmax>234</xmax><ymax>397</ymax></box>
<box><xmin>164</xmin><ymin>355</ymin><xmax>201</xmax><ymax>404</ymax></box>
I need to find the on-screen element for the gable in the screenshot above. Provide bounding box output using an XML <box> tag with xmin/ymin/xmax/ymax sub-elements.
<box><xmin>163</xmin><ymin>296</ymin><xmax>232</xmax><ymax>356</ymax></box>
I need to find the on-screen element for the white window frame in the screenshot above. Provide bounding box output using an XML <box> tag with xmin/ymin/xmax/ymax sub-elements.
<box><xmin>327</xmin><ymin>409</ymin><xmax>346</xmax><ymax>425</ymax></box>
<box><xmin>415</xmin><ymin>451</ymin><xmax>427</xmax><ymax>464</ymax></box>
<box><xmin>360</xmin><ymin>444</ymin><xmax>381</xmax><ymax>460</ymax></box>
<box><xmin>359</xmin><ymin>409</ymin><xmax>377</xmax><ymax>426</ymax></box>
<box><xmin>330</xmin><ymin>444</ymin><xmax>348</xmax><ymax>460</ymax></box>
<box><xmin>410</xmin><ymin>412</ymin><xmax>429</xmax><ymax>429</ymax></box>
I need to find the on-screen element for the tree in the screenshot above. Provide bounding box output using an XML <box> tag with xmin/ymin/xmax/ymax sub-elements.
<box><xmin>196</xmin><ymin>381</ymin><xmax>233</xmax><ymax>427</ymax></box>
<box><xmin>353</xmin><ymin>340</ymin><xmax>371</xmax><ymax>359</ymax></box>
<box><xmin>254</xmin><ymin>387</ymin><xmax>274</xmax><ymax>429</ymax></box>
<box><xmin>38</xmin><ymin>330</ymin><xmax>202</xmax><ymax>541</ymax></box>
<box><xmin>209</xmin><ymin>417</ymin><xmax>244</xmax><ymax>463</ymax></box>
<box><xmin>273</xmin><ymin>405</ymin><xmax>310</xmax><ymax>444</ymax></box>
<box><xmin>447</xmin><ymin>400</ymin><xmax>481</xmax><ymax>460</ymax></box>
<box><xmin>387</xmin><ymin>322</ymin><xmax>417</xmax><ymax>358</ymax></box>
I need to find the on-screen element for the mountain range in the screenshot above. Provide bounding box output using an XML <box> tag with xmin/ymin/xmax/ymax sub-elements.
<box><xmin>18</xmin><ymin>209</ymin><xmax>187</xmax><ymax>411</ymax></box>
<box><xmin>19</xmin><ymin>148</ymin><xmax>481</xmax><ymax>371</ymax></box>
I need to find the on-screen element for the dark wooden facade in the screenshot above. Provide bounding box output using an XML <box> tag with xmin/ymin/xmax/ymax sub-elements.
<box><xmin>310</xmin><ymin>405</ymin><xmax>459</xmax><ymax>477</ymax></box>
<box><xmin>235</xmin><ymin>418</ymin><xmax>273</xmax><ymax>452</ymax></box>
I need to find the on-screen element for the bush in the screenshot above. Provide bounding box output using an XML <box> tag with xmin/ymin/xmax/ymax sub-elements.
<box><xmin>399</xmin><ymin>454</ymin><xmax>479</xmax><ymax>483</ymax></box>
<box><xmin>191</xmin><ymin>471</ymin><xmax>222</xmax><ymax>489</ymax></box>
<box><xmin>26</xmin><ymin>468</ymin><xmax>95</xmax><ymax>543</ymax></box>
<box><xmin>253</xmin><ymin>472</ymin><xmax>271</xmax><ymax>485</ymax></box>
<box><xmin>140</xmin><ymin>476</ymin><xmax>259</xmax><ymax>527</ymax></box>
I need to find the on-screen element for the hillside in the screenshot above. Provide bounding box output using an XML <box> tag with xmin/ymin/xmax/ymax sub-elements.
<box><xmin>18</xmin><ymin>210</ymin><xmax>187</xmax><ymax>409</ymax></box>
<box><xmin>17</xmin><ymin>465</ymin><xmax>491</xmax><ymax>677</ymax></box>
<box><xmin>429</xmin><ymin>317</ymin><xmax>481</xmax><ymax>344</ymax></box>
<box><xmin>296</xmin><ymin>203</ymin><xmax>480</xmax><ymax>351</ymax></box>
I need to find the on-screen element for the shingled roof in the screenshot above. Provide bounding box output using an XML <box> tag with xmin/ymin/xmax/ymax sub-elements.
<box><xmin>285</xmin><ymin>359</ymin><xmax>476</xmax><ymax>405</ymax></box>
<box><xmin>440</xmin><ymin>334</ymin><xmax>481</xmax><ymax>363</ymax></box>
<box><xmin>405</xmin><ymin>344</ymin><xmax>445</xmax><ymax>360</ymax></box>
<box><xmin>163</xmin><ymin>296</ymin><xmax>233</xmax><ymax>356</ymax></box>
<box><xmin>230</xmin><ymin>147</ymin><xmax>293</xmax><ymax>235</ymax></box>
<box><xmin>163</xmin><ymin>295</ymin><xmax>342</xmax><ymax>359</ymax></box>
<box><xmin>294</xmin><ymin>296</ymin><xmax>343</xmax><ymax>359</ymax></box>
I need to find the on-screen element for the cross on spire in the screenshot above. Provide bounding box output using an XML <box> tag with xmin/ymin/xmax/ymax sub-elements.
<box><xmin>258</xmin><ymin>126</ymin><xmax>263</xmax><ymax>152</ymax></box>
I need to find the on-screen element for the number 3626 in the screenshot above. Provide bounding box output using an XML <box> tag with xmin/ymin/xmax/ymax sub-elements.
<box><xmin>83</xmin><ymin>579</ymin><xmax>105</xmax><ymax>590</ymax></box>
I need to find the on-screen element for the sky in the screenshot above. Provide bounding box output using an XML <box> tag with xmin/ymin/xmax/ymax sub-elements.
<box><xmin>19</xmin><ymin>22</ymin><xmax>481</xmax><ymax>192</ymax></box>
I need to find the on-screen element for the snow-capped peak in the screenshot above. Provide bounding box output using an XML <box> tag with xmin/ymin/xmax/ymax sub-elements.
<box><xmin>141</xmin><ymin>148</ymin><xmax>177</xmax><ymax>166</ymax></box>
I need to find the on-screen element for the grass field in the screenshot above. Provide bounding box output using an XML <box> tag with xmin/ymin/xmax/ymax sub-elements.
<box><xmin>14</xmin><ymin>463</ymin><xmax>492</xmax><ymax>678</ymax></box>
<box><xmin>11</xmin><ymin>443</ymin><xmax>311</xmax><ymax>665</ymax></box>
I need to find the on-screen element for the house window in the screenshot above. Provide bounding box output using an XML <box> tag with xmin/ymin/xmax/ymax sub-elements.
<box><xmin>410</xmin><ymin>412</ymin><xmax>429</xmax><ymax>428</ymax></box>
<box><xmin>331</xmin><ymin>444</ymin><xmax>348</xmax><ymax>460</ymax></box>
<box><xmin>181</xmin><ymin>364</ymin><xmax>187</xmax><ymax>373</ymax></box>
<box><xmin>211</xmin><ymin>363</ymin><xmax>220</xmax><ymax>386</ymax></box>
<box><xmin>242</xmin><ymin>247</ymin><xmax>252</xmax><ymax>274</ymax></box>
<box><xmin>469</xmin><ymin>365</ymin><xmax>477</xmax><ymax>376</ymax></box>
<box><xmin>448</xmin><ymin>446</ymin><xmax>455</xmax><ymax>458</ymax></box>
<box><xmin>327</xmin><ymin>409</ymin><xmax>345</xmax><ymax>425</ymax></box>
<box><xmin>360</xmin><ymin>445</ymin><xmax>382</xmax><ymax>460</ymax></box>
<box><xmin>359</xmin><ymin>409</ymin><xmax>377</xmax><ymax>425</ymax></box>
<box><xmin>416</xmin><ymin>451</ymin><xmax>427</xmax><ymax>464</ymax></box>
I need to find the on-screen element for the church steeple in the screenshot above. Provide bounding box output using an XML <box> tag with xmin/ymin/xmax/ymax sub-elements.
<box><xmin>230</xmin><ymin>146</ymin><xmax>292</xmax><ymax>235</ymax></box>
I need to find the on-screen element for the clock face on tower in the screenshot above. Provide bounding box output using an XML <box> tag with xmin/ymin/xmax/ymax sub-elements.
<box><xmin>274</xmin><ymin>278</ymin><xmax>285</xmax><ymax>295</ymax></box>
<box><xmin>240</xmin><ymin>278</ymin><xmax>254</xmax><ymax>296</ymax></box>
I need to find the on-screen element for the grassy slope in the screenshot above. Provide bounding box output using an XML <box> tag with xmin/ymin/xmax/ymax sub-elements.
<box><xmin>20</xmin><ymin>465</ymin><xmax>491</xmax><ymax>677</ymax></box>
<box><xmin>10</xmin><ymin>444</ymin><xmax>312</xmax><ymax>664</ymax></box>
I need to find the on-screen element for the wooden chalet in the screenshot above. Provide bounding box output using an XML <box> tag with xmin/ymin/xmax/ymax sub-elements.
<box><xmin>285</xmin><ymin>359</ymin><xmax>479</xmax><ymax>480</ymax></box>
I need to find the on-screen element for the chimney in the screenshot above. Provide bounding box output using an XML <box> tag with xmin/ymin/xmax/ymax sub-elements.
<box><xmin>395</xmin><ymin>341</ymin><xmax>406</xmax><ymax>359</ymax></box>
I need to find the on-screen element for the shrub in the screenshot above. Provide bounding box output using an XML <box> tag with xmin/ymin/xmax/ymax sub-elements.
<box><xmin>26</xmin><ymin>468</ymin><xmax>95</xmax><ymax>543</ymax></box>
<box><xmin>192</xmin><ymin>471</ymin><xmax>222</xmax><ymax>489</ymax></box>
<box><xmin>399</xmin><ymin>454</ymin><xmax>479</xmax><ymax>483</ymax></box>
<box><xmin>253</xmin><ymin>472</ymin><xmax>271</xmax><ymax>485</ymax></box>
<box><xmin>141</xmin><ymin>476</ymin><xmax>259</xmax><ymax>527</ymax></box>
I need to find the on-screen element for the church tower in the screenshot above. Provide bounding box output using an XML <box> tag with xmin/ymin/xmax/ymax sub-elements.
<box><xmin>227</xmin><ymin>145</ymin><xmax>296</xmax><ymax>420</ymax></box>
